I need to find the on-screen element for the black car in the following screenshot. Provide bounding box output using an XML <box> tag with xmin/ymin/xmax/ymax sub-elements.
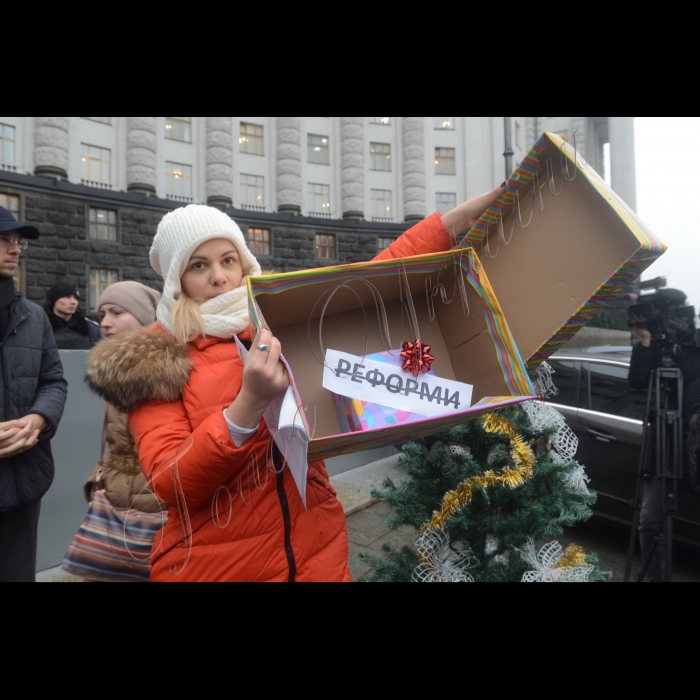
<box><xmin>547</xmin><ymin>349</ymin><xmax>700</xmax><ymax>546</ymax></box>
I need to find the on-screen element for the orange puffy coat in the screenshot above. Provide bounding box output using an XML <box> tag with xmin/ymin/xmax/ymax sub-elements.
<box><xmin>89</xmin><ymin>213</ymin><xmax>451</xmax><ymax>583</ymax></box>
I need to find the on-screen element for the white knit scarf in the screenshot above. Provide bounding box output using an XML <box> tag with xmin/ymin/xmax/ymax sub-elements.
<box><xmin>157</xmin><ymin>284</ymin><xmax>250</xmax><ymax>339</ymax></box>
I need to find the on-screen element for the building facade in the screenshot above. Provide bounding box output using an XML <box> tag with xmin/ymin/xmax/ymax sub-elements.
<box><xmin>0</xmin><ymin>116</ymin><xmax>637</xmax><ymax>315</ymax></box>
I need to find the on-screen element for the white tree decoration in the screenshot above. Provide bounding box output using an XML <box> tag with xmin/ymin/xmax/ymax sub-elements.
<box><xmin>524</xmin><ymin>362</ymin><xmax>592</xmax><ymax>494</ymax></box>
<box><xmin>412</xmin><ymin>529</ymin><xmax>479</xmax><ymax>583</ymax></box>
<box><xmin>516</xmin><ymin>539</ymin><xmax>594</xmax><ymax>583</ymax></box>
<box><xmin>562</xmin><ymin>465</ymin><xmax>592</xmax><ymax>497</ymax></box>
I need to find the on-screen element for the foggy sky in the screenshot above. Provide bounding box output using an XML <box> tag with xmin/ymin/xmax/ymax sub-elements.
<box><xmin>634</xmin><ymin>117</ymin><xmax>700</xmax><ymax>311</ymax></box>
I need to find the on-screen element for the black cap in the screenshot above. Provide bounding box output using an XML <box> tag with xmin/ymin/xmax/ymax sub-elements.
<box><xmin>0</xmin><ymin>205</ymin><xmax>40</xmax><ymax>240</ymax></box>
<box><xmin>47</xmin><ymin>282</ymin><xmax>80</xmax><ymax>307</ymax></box>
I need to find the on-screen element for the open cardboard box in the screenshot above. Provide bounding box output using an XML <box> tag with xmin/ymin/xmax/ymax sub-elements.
<box><xmin>464</xmin><ymin>132</ymin><xmax>667</xmax><ymax>369</ymax></box>
<box><xmin>249</xmin><ymin>250</ymin><xmax>536</xmax><ymax>461</ymax></box>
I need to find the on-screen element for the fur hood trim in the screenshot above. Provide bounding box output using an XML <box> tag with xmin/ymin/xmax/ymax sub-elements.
<box><xmin>86</xmin><ymin>328</ymin><xmax>193</xmax><ymax>412</ymax></box>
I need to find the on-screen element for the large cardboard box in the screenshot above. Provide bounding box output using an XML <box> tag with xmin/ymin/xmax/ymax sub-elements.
<box><xmin>464</xmin><ymin>131</ymin><xmax>667</xmax><ymax>369</ymax></box>
<box><xmin>249</xmin><ymin>250</ymin><xmax>536</xmax><ymax>461</ymax></box>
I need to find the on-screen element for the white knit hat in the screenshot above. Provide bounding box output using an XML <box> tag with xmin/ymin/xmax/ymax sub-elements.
<box><xmin>150</xmin><ymin>205</ymin><xmax>262</xmax><ymax>338</ymax></box>
<box><xmin>150</xmin><ymin>205</ymin><xmax>261</xmax><ymax>290</ymax></box>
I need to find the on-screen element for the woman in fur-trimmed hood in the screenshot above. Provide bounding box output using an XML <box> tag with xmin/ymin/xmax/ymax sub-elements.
<box><xmin>86</xmin><ymin>189</ymin><xmax>504</xmax><ymax>583</ymax></box>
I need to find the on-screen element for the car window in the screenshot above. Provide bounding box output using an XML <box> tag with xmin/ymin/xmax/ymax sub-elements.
<box><xmin>547</xmin><ymin>360</ymin><xmax>579</xmax><ymax>407</ymax></box>
<box><xmin>584</xmin><ymin>362</ymin><xmax>647</xmax><ymax>421</ymax></box>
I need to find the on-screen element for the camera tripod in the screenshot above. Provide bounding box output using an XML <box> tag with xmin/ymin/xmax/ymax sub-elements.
<box><xmin>624</xmin><ymin>366</ymin><xmax>684</xmax><ymax>583</ymax></box>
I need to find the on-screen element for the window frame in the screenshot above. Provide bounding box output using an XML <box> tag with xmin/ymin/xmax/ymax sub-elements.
<box><xmin>315</xmin><ymin>233</ymin><xmax>336</xmax><ymax>261</ymax></box>
<box><xmin>87</xmin><ymin>266</ymin><xmax>121</xmax><ymax>314</ymax></box>
<box><xmin>87</xmin><ymin>206</ymin><xmax>120</xmax><ymax>243</ymax></box>
<box><xmin>247</xmin><ymin>227</ymin><xmax>272</xmax><ymax>257</ymax></box>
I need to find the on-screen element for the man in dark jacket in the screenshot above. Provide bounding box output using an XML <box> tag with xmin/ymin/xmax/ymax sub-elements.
<box><xmin>0</xmin><ymin>206</ymin><xmax>68</xmax><ymax>582</ymax></box>
<box><xmin>45</xmin><ymin>282</ymin><xmax>101</xmax><ymax>349</ymax></box>
<box><xmin>629</xmin><ymin>321</ymin><xmax>700</xmax><ymax>581</ymax></box>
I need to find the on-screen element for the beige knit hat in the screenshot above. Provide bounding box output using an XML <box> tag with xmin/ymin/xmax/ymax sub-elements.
<box><xmin>150</xmin><ymin>205</ymin><xmax>261</xmax><ymax>301</ymax></box>
<box><xmin>98</xmin><ymin>281</ymin><xmax>161</xmax><ymax>327</ymax></box>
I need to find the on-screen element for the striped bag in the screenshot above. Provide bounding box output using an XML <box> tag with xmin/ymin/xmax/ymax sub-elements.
<box><xmin>62</xmin><ymin>489</ymin><xmax>166</xmax><ymax>583</ymax></box>
<box><xmin>62</xmin><ymin>411</ymin><xmax>166</xmax><ymax>583</ymax></box>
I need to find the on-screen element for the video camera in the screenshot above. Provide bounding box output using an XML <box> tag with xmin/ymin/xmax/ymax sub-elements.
<box><xmin>627</xmin><ymin>277</ymin><xmax>698</xmax><ymax>346</ymax></box>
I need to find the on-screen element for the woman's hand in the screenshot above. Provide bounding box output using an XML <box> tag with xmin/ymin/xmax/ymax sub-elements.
<box><xmin>226</xmin><ymin>329</ymin><xmax>290</xmax><ymax>430</ymax></box>
<box><xmin>441</xmin><ymin>184</ymin><xmax>509</xmax><ymax>236</ymax></box>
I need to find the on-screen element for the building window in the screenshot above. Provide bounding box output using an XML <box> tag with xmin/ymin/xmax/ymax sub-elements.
<box><xmin>81</xmin><ymin>144</ymin><xmax>111</xmax><ymax>183</ymax></box>
<box><xmin>166</xmin><ymin>162</ymin><xmax>192</xmax><ymax>198</ymax></box>
<box><xmin>308</xmin><ymin>134</ymin><xmax>330</xmax><ymax>165</ymax></box>
<box><xmin>89</xmin><ymin>268</ymin><xmax>119</xmax><ymax>313</ymax></box>
<box><xmin>83</xmin><ymin>117</ymin><xmax>112</xmax><ymax>125</ymax></box>
<box><xmin>377</xmin><ymin>237</ymin><xmax>395</xmax><ymax>253</ymax></box>
<box><xmin>435</xmin><ymin>117</ymin><xmax>455</xmax><ymax>130</ymax></box>
<box><xmin>240</xmin><ymin>123</ymin><xmax>264</xmax><ymax>155</ymax></box>
<box><xmin>435</xmin><ymin>147</ymin><xmax>456</xmax><ymax>175</ymax></box>
<box><xmin>248</xmin><ymin>228</ymin><xmax>271</xmax><ymax>257</ymax></box>
<box><xmin>308</xmin><ymin>183</ymin><xmax>331</xmax><ymax>214</ymax></box>
<box><xmin>165</xmin><ymin>117</ymin><xmax>192</xmax><ymax>143</ymax></box>
<box><xmin>436</xmin><ymin>192</ymin><xmax>457</xmax><ymax>214</ymax></box>
<box><xmin>371</xmin><ymin>189</ymin><xmax>393</xmax><ymax>220</ymax></box>
<box><xmin>315</xmin><ymin>234</ymin><xmax>336</xmax><ymax>260</ymax></box>
<box><xmin>89</xmin><ymin>208</ymin><xmax>118</xmax><ymax>241</ymax></box>
<box><xmin>240</xmin><ymin>174</ymin><xmax>265</xmax><ymax>208</ymax></box>
<box><xmin>0</xmin><ymin>193</ymin><xmax>20</xmax><ymax>219</ymax></box>
<box><xmin>370</xmin><ymin>143</ymin><xmax>391</xmax><ymax>171</ymax></box>
<box><xmin>371</xmin><ymin>117</ymin><xmax>391</xmax><ymax>125</ymax></box>
<box><xmin>0</xmin><ymin>124</ymin><xmax>16</xmax><ymax>166</ymax></box>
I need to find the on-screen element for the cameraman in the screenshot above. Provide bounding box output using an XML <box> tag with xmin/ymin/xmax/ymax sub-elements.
<box><xmin>629</xmin><ymin>323</ymin><xmax>700</xmax><ymax>581</ymax></box>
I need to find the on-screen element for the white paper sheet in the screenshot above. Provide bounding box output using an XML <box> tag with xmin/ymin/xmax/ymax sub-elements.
<box><xmin>323</xmin><ymin>349</ymin><xmax>473</xmax><ymax>419</ymax></box>
<box><xmin>235</xmin><ymin>338</ymin><xmax>309</xmax><ymax>507</ymax></box>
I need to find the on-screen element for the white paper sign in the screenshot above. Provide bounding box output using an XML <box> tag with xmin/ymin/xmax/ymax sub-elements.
<box><xmin>323</xmin><ymin>349</ymin><xmax>473</xmax><ymax>419</ymax></box>
<box><xmin>236</xmin><ymin>338</ymin><xmax>308</xmax><ymax>508</ymax></box>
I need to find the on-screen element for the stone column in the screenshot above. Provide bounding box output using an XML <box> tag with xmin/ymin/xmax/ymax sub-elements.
<box><xmin>33</xmin><ymin>117</ymin><xmax>69</xmax><ymax>179</ymax></box>
<box><xmin>341</xmin><ymin>117</ymin><xmax>365</xmax><ymax>220</ymax></box>
<box><xmin>402</xmin><ymin>117</ymin><xmax>426</xmax><ymax>224</ymax></box>
<box><xmin>608</xmin><ymin>116</ymin><xmax>637</xmax><ymax>211</ymax></box>
<box><xmin>126</xmin><ymin>117</ymin><xmax>157</xmax><ymax>196</ymax></box>
<box><xmin>206</xmin><ymin>117</ymin><xmax>234</xmax><ymax>208</ymax></box>
<box><xmin>276</xmin><ymin>117</ymin><xmax>302</xmax><ymax>214</ymax></box>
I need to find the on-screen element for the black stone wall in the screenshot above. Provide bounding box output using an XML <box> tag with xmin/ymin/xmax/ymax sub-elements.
<box><xmin>1</xmin><ymin>171</ymin><xmax>409</xmax><ymax>317</ymax></box>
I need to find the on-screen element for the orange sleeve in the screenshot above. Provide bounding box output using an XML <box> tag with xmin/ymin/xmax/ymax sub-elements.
<box><xmin>129</xmin><ymin>400</ymin><xmax>261</xmax><ymax>510</ymax></box>
<box><xmin>373</xmin><ymin>212</ymin><xmax>452</xmax><ymax>261</ymax></box>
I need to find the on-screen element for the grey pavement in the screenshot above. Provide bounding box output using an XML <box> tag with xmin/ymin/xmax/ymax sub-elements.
<box><xmin>38</xmin><ymin>451</ymin><xmax>700</xmax><ymax>583</ymax></box>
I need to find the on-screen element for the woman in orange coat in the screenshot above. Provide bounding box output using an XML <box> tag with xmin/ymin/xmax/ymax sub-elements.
<box><xmin>86</xmin><ymin>186</ymin><xmax>504</xmax><ymax>583</ymax></box>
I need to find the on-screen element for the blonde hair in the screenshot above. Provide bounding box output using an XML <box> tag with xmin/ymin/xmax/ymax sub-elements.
<box><xmin>171</xmin><ymin>294</ymin><xmax>206</xmax><ymax>344</ymax></box>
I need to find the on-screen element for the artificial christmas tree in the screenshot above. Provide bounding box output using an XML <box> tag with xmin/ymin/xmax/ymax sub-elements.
<box><xmin>360</xmin><ymin>366</ymin><xmax>612</xmax><ymax>583</ymax></box>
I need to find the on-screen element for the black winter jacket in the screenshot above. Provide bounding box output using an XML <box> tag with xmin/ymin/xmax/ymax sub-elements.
<box><xmin>45</xmin><ymin>307</ymin><xmax>102</xmax><ymax>350</ymax></box>
<box><xmin>629</xmin><ymin>337</ymin><xmax>700</xmax><ymax>422</ymax></box>
<box><xmin>0</xmin><ymin>293</ymin><xmax>68</xmax><ymax>512</ymax></box>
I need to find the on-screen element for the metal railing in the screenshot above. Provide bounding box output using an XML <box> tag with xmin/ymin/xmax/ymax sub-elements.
<box><xmin>166</xmin><ymin>194</ymin><xmax>194</xmax><ymax>203</ymax></box>
<box><xmin>0</xmin><ymin>163</ymin><xmax>18</xmax><ymax>172</ymax></box>
<box><xmin>81</xmin><ymin>179</ymin><xmax>113</xmax><ymax>190</ymax></box>
<box><xmin>372</xmin><ymin>216</ymin><xmax>395</xmax><ymax>223</ymax></box>
<box><xmin>241</xmin><ymin>204</ymin><xmax>266</xmax><ymax>212</ymax></box>
<box><xmin>309</xmin><ymin>211</ymin><xmax>333</xmax><ymax>219</ymax></box>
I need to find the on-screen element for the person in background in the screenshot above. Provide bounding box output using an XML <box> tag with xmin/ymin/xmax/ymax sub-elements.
<box><xmin>45</xmin><ymin>282</ymin><xmax>102</xmax><ymax>349</ymax></box>
<box><xmin>85</xmin><ymin>186</ymin><xmax>505</xmax><ymax>583</ymax></box>
<box><xmin>71</xmin><ymin>281</ymin><xmax>165</xmax><ymax>582</ymax></box>
<box><xmin>0</xmin><ymin>206</ymin><xmax>68</xmax><ymax>583</ymax></box>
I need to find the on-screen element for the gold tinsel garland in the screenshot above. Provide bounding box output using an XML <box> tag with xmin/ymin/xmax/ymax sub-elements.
<box><xmin>421</xmin><ymin>413</ymin><xmax>537</xmax><ymax>535</ymax></box>
<box><xmin>554</xmin><ymin>545</ymin><xmax>588</xmax><ymax>570</ymax></box>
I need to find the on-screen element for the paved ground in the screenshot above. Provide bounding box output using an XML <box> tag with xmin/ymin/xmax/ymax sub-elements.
<box><xmin>40</xmin><ymin>452</ymin><xmax>700</xmax><ymax>583</ymax></box>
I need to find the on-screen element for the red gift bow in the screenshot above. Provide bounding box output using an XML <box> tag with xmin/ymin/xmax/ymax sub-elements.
<box><xmin>401</xmin><ymin>340</ymin><xmax>435</xmax><ymax>377</ymax></box>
